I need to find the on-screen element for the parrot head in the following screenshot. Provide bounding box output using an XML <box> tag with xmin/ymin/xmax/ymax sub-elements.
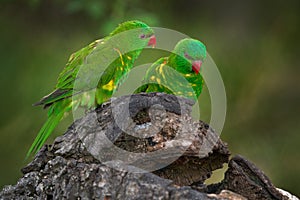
<box><xmin>110</xmin><ymin>20</ymin><xmax>156</xmax><ymax>48</ymax></box>
<box><xmin>171</xmin><ymin>38</ymin><xmax>206</xmax><ymax>75</ymax></box>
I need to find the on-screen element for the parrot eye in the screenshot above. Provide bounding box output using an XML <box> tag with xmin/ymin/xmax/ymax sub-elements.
<box><xmin>184</xmin><ymin>52</ymin><xmax>193</xmax><ymax>60</ymax></box>
<box><xmin>139</xmin><ymin>34</ymin><xmax>146</xmax><ymax>39</ymax></box>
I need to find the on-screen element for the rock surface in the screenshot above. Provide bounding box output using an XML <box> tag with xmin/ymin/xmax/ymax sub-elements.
<box><xmin>0</xmin><ymin>93</ymin><xmax>294</xmax><ymax>200</ymax></box>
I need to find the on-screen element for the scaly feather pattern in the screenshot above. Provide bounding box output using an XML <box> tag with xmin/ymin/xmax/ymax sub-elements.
<box><xmin>136</xmin><ymin>38</ymin><xmax>206</xmax><ymax>101</ymax></box>
<box><xmin>27</xmin><ymin>20</ymin><xmax>155</xmax><ymax>157</ymax></box>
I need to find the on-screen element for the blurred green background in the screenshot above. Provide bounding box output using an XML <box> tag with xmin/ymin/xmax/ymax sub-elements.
<box><xmin>0</xmin><ymin>0</ymin><xmax>299</xmax><ymax>196</ymax></box>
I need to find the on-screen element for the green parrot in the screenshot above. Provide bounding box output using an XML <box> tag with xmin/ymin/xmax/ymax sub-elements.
<box><xmin>135</xmin><ymin>38</ymin><xmax>206</xmax><ymax>101</ymax></box>
<box><xmin>27</xmin><ymin>20</ymin><xmax>156</xmax><ymax>158</ymax></box>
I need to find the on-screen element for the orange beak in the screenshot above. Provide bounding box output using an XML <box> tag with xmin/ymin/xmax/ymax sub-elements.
<box><xmin>147</xmin><ymin>35</ymin><xmax>156</xmax><ymax>48</ymax></box>
<box><xmin>192</xmin><ymin>60</ymin><xmax>202</xmax><ymax>74</ymax></box>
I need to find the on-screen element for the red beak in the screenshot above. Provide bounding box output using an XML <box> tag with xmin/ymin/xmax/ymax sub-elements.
<box><xmin>192</xmin><ymin>60</ymin><xmax>202</xmax><ymax>74</ymax></box>
<box><xmin>147</xmin><ymin>35</ymin><xmax>156</xmax><ymax>47</ymax></box>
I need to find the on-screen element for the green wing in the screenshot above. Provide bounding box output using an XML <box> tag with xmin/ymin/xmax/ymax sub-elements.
<box><xmin>28</xmin><ymin>40</ymin><xmax>142</xmax><ymax>157</ymax></box>
<box><xmin>34</xmin><ymin>39</ymin><xmax>104</xmax><ymax>107</ymax></box>
<box><xmin>56</xmin><ymin>39</ymin><xmax>104</xmax><ymax>89</ymax></box>
<box><xmin>27</xmin><ymin>39</ymin><xmax>104</xmax><ymax>157</ymax></box>
<box><xmin>28</xmin><ymin>20</ymin><xmax>155</xmax><ymax>158</ymax></box>
<box><xmin>135</xmin><ymin>57</ymin><xmax>203</xmax><ymax>101</ymax></box>
<box><xmin>135</xmin><ymin>57</ymin><xmax>171</xmax><ymax>93</ymax></box>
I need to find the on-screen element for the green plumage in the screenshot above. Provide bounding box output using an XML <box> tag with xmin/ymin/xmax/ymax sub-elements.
<box><xmin>136</xmin><ymin>38</ymin><xmax>207</xmax><ymax>101</ymax></box>
<box><xmin>27</xmin><ymin>20</ymin><xmax>155</xmax><ymax>158</ymax></box>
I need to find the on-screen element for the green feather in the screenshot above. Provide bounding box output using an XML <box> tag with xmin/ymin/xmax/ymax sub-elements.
<box><xmin>27</xmin><ymin>20</ymin><xmax>155</xmax><ymax>158</ymax></box>
<box><xmin>136</xmin><ymin>38</ymin><xmax>206</xmax><ymax>101</ymax></box>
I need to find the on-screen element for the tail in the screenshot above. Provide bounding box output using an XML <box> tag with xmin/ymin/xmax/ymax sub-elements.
<box><xmin>33</xmin><ymin>89</ymin><xmax>72</xmax><ymax>108</ymax></box>
<box><xmin>26</xmin><ymin>103</ymin><xmax>67</xmax><ymax>159</ymax></box>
